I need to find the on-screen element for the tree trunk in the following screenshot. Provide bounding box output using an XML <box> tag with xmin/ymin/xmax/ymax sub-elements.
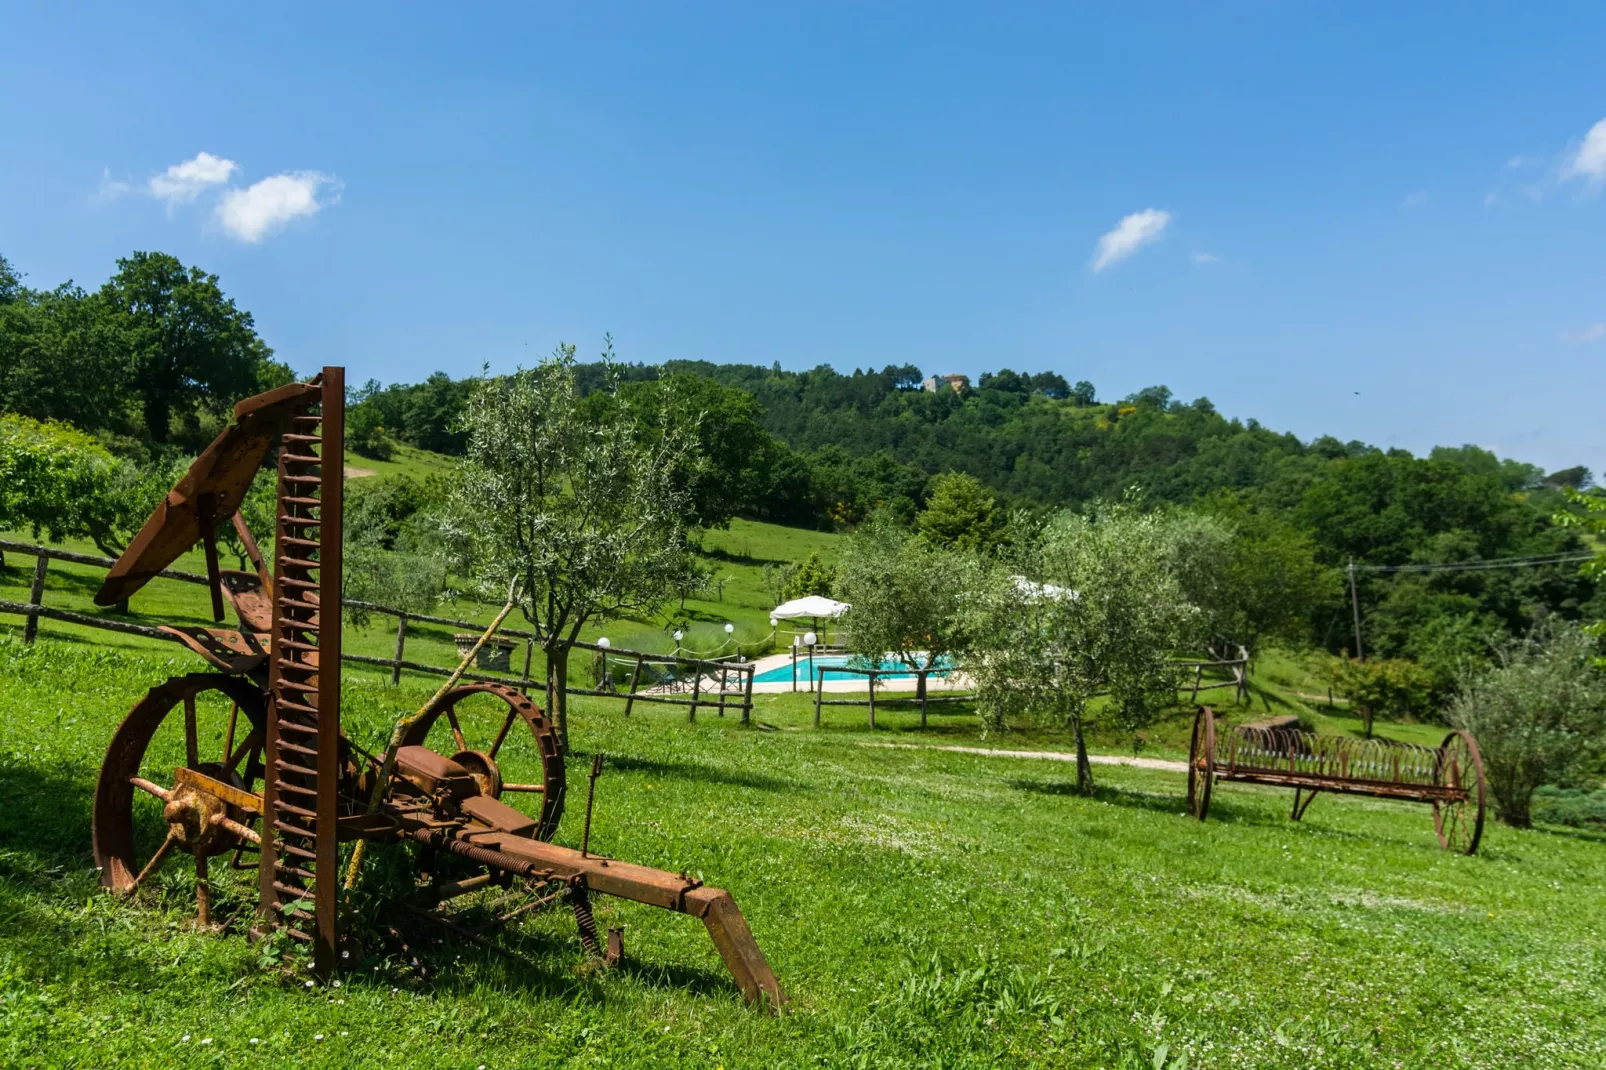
<box><xmin>1072</xmin><ymin>715</ymin><xmax>1094</xmax><ymax>795</ymax></box>
<box><xmin>143</xmin><ymin>396</ymin><xmax>172</xmax><ymax>444</ymax></box>
<box><xmin>546</xmin><ymin>645</ymin><xmax>570</xmax><ymax>753</ymax></box>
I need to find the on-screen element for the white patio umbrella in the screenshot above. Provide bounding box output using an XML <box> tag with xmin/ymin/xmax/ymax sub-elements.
<box><xmin>771</xmin><ymin>595</ymin><xmax>851</xmax><ymax>645</ymax></box>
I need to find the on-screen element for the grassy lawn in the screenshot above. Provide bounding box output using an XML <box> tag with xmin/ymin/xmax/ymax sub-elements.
<box><xmin>0</xmin><ymin>507</ymin><xmax>843</xmax><ymax>674</ymax></box>
<box><xmin>0</xmin><ymin>632</ymin><xmax>1602</xmax><ymax>1069</ymax></box>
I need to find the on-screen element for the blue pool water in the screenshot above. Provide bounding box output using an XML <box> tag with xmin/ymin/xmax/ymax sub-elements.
<box><xmin>753</xmin><ymin>654</ymin><xmax>953</xmax><ymax>684</ymax></box>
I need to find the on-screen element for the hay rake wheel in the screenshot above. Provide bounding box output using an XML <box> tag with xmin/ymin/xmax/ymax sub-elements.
<box><xmin>396</xmin><ymin>682</ymin><xmax>566</xmax><ymax>841</ymax></box>
<box><xmin>92</xmin><ymin>673</ymin><xmax>268</xmax><ymax>926</ymax></box>
<box><xmin>1187</xmin><ymin>706</ymin><xmax>1215</xmax><ymax>821</ymax></box>
<box><xmin>1432</xmin><ymin>730</ymin><xmax>1486</xmax><ymax>856</ymax></box>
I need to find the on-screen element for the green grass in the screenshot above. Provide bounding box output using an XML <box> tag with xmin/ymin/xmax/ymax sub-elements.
<box><xmin>343</xmin><ymin>443</ymin><xmax>460</xmax><ymax>484</ymax></box>
<box><xmin>1</xmin><ymin>634</ymin><xmax>1602</xmax><ymax>1069</ymax></box>
<box><xmin>1</xmin><ymin>504</ymin><xmax>847</xmax><ymax>677</ymax></box>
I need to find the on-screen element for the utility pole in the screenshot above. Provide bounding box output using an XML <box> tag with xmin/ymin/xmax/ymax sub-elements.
<box><xmin>1347</xmin><ymin>558</ymin><xmax>1364</xmax><ymax>662</ymax></box>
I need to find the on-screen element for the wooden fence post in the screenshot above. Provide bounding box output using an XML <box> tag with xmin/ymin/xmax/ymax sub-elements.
<box><xmin>1190</xmin><ymin>664</ymin><xmax>1203</xmax><ymax>703</ymax></box>
<box><xmin>813</xmin><ymin>670</ymin><xmax>824</xmax><ymax>727</ymax></box>
<box><xmin>688</xmin><ymin>663</ymin><xmax>701</xmax><ymax>723</ymax></box>
<box><xmin>741</xmin><ymin>665</ymin><xmax>754</xmax><ymax>726</ymax></box>
<box><xmin>22</xmin><ymin>554</ymin><xmax>48</xmax><ymax>643</ymax></box>
<box><xmin>390</xmin><ymin>613</ymin><xmax>408</xmax><ymax>685</ymax></box>
<box><xmin>623</xmin><ymin>654</ymin><xmax>644</xmax><ymax>717</ymax></box>
<box><xmin>520</xmin><ymin>639</ymin><xmax>535</xmax><ymax>696</ymax></box>
<box><xmin>919</xmin><ymin>669</ymin><xmax>928</xmax><ymax>729</ymax></box>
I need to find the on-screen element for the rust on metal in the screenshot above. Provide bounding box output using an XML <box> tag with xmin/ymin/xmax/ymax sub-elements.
<box><xmin>1186</xmin><ymin>706</ymin><xmax>1487</xmax><ymax>854</ymax></box>
<box><xmin>84</xmin><ymin>370</ymin><xmax>785</xmax><ymax>1008</ymax></box>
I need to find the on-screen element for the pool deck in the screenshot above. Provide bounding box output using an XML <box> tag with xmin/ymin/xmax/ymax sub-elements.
<box><xmin>746</xmin><ymin>651</ymin><xmax>972</xmax><ymax>694</ymax></box>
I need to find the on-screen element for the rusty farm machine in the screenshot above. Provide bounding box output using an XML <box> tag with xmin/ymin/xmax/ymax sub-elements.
<box><xmin>86</xmin><ymin>368</ymin><xmax>783</xmax><ymax>1005</ymax></box>
<box><xmin>1186</xmin><ymin>707</ymin><xmax>1487</xmax><ymax>854</ymax></box>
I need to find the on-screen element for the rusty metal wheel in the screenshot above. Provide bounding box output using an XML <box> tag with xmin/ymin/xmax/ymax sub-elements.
<box><xmin>1433</xmin><ymin>730</ymin><xmax>1486</xmax><ymax>855</ymax></box>
<box><xmin>93</xmin><ymin>673</ymin><xmax>268</xmax><ymax>924</ymax></box>
<box><xmin>398</xmin><ymin>682</ymin><xmax>565</xmax><ymax>840</ymax></box>
<box><xmin>1187</xmin><ymin>707</ymin><xmax>1216</xmax><ymax>821</ymax></box>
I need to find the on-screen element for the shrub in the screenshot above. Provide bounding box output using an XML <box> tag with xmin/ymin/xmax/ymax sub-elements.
<box><xmin>1326</xmin><ymin>656</ymin><xmax>1435</xmax><ymax>737</ymax></box>
<box><xmin>1447</xmin><ymin>622</ymin><xmax>1606</xmax><ymax>828</ymax></box>
<box><xmin>1531</xmin><ymin>786</ymin><xmax>1606</xmax><ymax>829</ymax></box>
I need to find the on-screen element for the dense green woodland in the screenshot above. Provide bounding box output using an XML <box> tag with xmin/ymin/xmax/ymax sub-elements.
<box><xmin>2</xmin><ymin>250</ymin><xmax>1602</xmax><ymax>676</ymax></box>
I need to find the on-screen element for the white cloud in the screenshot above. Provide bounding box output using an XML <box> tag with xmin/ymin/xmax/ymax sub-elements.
<box><xmin>148</xmin><ymin>152</ymin><xmax>238</xmax><ymax>205</ymax></box>
<box><xmin>1561</xmin><ymin>117</ymin><xmax>1606</xmax><ymax>186</ymax></box>
<box><xmin>216</xmin><ymin>171</ymin><xmax>339</xmax><ymax>243</ymax></box>
<box><xmin>1483</xmin><ymin>192</ymin><xmax>1498</xmax><ymax>206</ymax></box>
<box><xmin>1191</xmin><ymin>251</ymin><xmax>1219</xmax><ymax>264</ymax></box>
<box><xmin>94</xmin><ymin>168</ymin><xmax>131</xmax><ymax>203</ymax></box>
<box><xmin>1506</xmin><ymin>155</ymin><xmax>1526</xmax><ymax>169</ymax></box>
<box><xmin>1091</xmin><ymin>209</ymin><xmax>1171</xmax><ymax>272</ymax></box>
<box><xmin>1401</xmin><ymin>190</ymin><xmax>1429</xmax><ymax>209</ymax></box>
<box><xmin>1560</xmin><ymin>322</ymin><xmax>1605</xmax><ymax>344</ymax></box>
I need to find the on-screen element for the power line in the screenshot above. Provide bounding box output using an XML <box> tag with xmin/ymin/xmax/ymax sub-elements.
<box><xmin>1355</xmin><ymin>551</ymin><xmax>1596</xmax><ymax>575</ymax></box>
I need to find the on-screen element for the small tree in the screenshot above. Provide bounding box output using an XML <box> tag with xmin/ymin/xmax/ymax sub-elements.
<box><xmin>0</xmin><ymin>414</ymin><xmax>187</xmax><ymax>557</ymax></box>
<box><xmin>917</xmin><ymin>472</ymin><xmax>1001</xmax><ymax>553</ymax></box>
<box><xmin>447</xmin><ymin>344</ymin><xmax>695</xmax><ymax>750</ymax></box>
<box><xmin>1448</xmin><ymin>623</ymin><xmax>1606</xmax><ymax>828</ymax></box>
<box><xmin>836</xmin><ymin>517</ymin><xmax>973</xmax><ymax>702</ymax></box>
<box><xmin>780</xmin><ymin>552</ymin><xmax>837</xmax><ymax>601</ymax></box>
<box><xmin>962</xmin><ymin>503</ymin><xmax>1196</xmax><ymax>793</ymax></box>
<box><xmin>1326</xmin><ymin>656</ymin><xmax>1436</xmax><ymax>737</ymax></box>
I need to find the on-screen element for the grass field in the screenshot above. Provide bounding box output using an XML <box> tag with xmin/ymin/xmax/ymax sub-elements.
<box><xmin>0</xmin><ymin>631</ymin><xmax>1602</xmax><ymax>1069</ymax></box>
<box><xmin>0</xmin><ymin>509</ymin><xmax>842</xmax><ymax>676</ymax></box>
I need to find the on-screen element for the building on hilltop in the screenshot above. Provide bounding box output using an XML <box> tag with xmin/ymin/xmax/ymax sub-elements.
<box><xmin>921</xmin><ymin>373</ymin><xmax>970</xmax><ymax>394</ymax></box>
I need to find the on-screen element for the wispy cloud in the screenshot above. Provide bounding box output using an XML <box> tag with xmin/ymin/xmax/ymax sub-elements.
<box><xmin>94</xmin><ymin>167</ymin><xmax>132</xmax><ymax>203</ymax></box>
<box><xmin>1560</xmin><ymin>322</ymin><xmax>1605</xmax><ymax>344</ymax></box>
<box><xmin>216</xmin><ymin>171</ymin><xmax>339</xmax><ymax>243</ymax></box>
<box><xmin>1401</xmin><ymin>190</ymin><xmax>1429</xmax><ymax>209</ymax></box>
<box><xmin>1091</xmin><ymin>209</ymin><xmax>1171</xmax><ymax>272</ymax></box>
<box><xmin>1561</xmin><ymin>117</ymin><xmax>1606</xmax><ymax>188</ymax></box>
<box><xmin>148</xmin><ymin>152</ymin><xmax>238</xmax><ymax>207</ymax></box>
<box><xmin>1191</xmin><ymin>251</ymin><xmax>1219</xmax><ymax>265</ymax></box>
<box><xmin>1483</xmin><ymin>192</ymin><xmax>1498</xmax><ymax>207</ymax></box>
<box><xmin>1506</xmin><ymin>155</ymin><xmax>1526</xmax><ymax>169</ymax></box>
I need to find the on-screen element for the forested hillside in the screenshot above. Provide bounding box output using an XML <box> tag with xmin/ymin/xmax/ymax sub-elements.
<box><xmin>3</xmin><ymin>249</ymin><xmax>1602</xmax><ymax>677</ymax></box>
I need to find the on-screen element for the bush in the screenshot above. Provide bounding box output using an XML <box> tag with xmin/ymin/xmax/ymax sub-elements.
<box><xmin>1326</xmin><ymin>656</ymin><xmax>1435</xmax><ymax>737</ymax></box>
<box><xmin>1447</xmin><ymin>622</ymin><xmax>1606</xmax><ymax>828</ymax></box>
<box><xmin>779</xmin><ymin>552</ymin><xmax>837</xmax><ymax>602</ymax></box>
<box><xmin>1531</xmin><ymin>786</ymin><xmax>1606</xmax><ymax>829</ymax></box>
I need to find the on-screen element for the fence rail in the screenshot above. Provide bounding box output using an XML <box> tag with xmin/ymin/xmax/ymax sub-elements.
<box><xmin>0</xmin><ymin>539</ymin><xmax>754</xmax><ymax>723</ymax></box>
<box><xmin>811</xmin><ymin>664</ymin><xmax>970</xmax><ymax>729</ymax></box>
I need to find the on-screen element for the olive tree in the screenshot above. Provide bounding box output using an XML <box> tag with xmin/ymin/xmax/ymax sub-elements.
<box><xmin>447</xmin><ymin>344</ymin><xmax>696</xmax><ymax>750</ymax></box>
<box><xmin>1448</xmin><ymin>622</ymin><xmax>1606</xmax><ymax>828</ymax></box>
<box><xmin>835</xmin><ymin>517</ymin><xmax>975</xmax><ymax>702</ymax></box>
<box><xmin>963</xmin><ymin>503</ymin><xmax>1197</xmax><ymax>793</ymax></box>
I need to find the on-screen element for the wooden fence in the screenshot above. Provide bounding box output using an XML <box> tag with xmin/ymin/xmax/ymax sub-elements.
<box><xmin>812</xmin><ymin>664</ymin><xmax>970</xmax><ymax>729</ymax></box>
<box><xmin>0</xmin><ymin>539</ymin><xmax>755</xmax><ymax>723</ymax></box>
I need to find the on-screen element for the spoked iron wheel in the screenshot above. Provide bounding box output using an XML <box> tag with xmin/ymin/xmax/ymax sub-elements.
<box><xmin>398</xmin><ymin>682</ymin><xmax>566</xmax><ymax>840</ymax></box>
<box><xmin>1187</xmin><ymin>707</ymin><xmax>1216</xmax><ymax>821</ymax></box>
<box><xmin>93</xmin><ymin>673</ymin><xmax>268</xmax><ymax>925</ymax></box>
<box><xmin>1432</xmin><ymin>730</ymin><xmax>1486</xmax><ymax>855</ymax></box>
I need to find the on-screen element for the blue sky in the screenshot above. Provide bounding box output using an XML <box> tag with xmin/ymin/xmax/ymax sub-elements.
<box><xmin>2</xmin><ymin>3</ymin><xmax>1602</xmax><ymax>473</ymax></box>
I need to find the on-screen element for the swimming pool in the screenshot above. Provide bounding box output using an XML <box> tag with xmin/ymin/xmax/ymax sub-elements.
<box><xmin>752</xmin><ymin>654</ymin><xmax>953</xmax><ymax>684</ymax></box>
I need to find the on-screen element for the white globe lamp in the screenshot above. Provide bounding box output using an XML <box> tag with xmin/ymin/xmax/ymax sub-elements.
<box><xmin>803</xmin><ymin>631</ymin><xmax>817</xmax><ymax>646</ymax></box>
<box><xmin>597</xmin><ymin>637</ymin><xmax>610</xmax><ymax>650</ymax></box>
